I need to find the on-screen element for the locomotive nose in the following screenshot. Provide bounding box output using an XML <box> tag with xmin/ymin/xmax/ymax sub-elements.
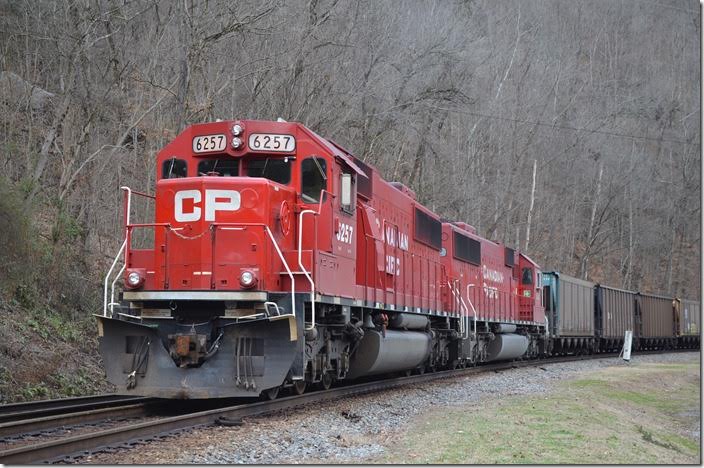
<box><xmin>153</xmin><ymin>177</ymin><xmax>296</xmax><ymax>292</ymax></box>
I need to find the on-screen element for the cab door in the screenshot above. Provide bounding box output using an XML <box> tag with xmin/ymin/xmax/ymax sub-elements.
<box><xmin>329</xmin><ymin>167</ymin><xmax>357</xmax><ymax>298</ymax></box>
<box><xmin>299</xmin><ymin>155</ymin><xmax>358</xmax><ymax>299</ymax></box>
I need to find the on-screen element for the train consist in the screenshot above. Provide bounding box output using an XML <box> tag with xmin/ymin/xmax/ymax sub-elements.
<box><xmin>542</xmin><ymin>273</ymin><xmax>699</xmax><ymax>354</ymax></box>
<box><xmin>97</xmin><ymin>119</ymin><xmax>700</xmax><ymax>399</ymax></box>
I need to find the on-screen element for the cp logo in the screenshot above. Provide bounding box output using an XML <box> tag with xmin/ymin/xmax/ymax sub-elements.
<box><xmin>174</xmin><ymin>189</ymin><xmax>241</xmax><ymax>222</ymax></box>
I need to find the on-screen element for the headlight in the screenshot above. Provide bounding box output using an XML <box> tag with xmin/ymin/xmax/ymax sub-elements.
<box><xmin>232</xmin><ymin>124</ymin><xmax>243</xmax><ymax>136</ymax></box>
<box><xmin>127</xmin><ymin>271</ymin><xmax>142</xmax><ymax>287</ymax></box>
<box><xmin>231</xmin><ymin>137</ymin><xmax>243</xmax><ymax>149</ymax></box>
<box><xmin>240</xmin><ymin>270</ymin><xmax>256</xmax><ymax>288</ymax></box>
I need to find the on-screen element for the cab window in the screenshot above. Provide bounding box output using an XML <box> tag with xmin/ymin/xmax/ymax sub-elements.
<box><xmin>522</xmin><ymin>267</ymin><xmax>533</xmax><ymax>285</ymax></box>
<box><xmin>340</xmin><ymin>172</ymin><xmax>355</xmax><ymax>214</ymax></box>
<box><xmin>246</xmin><ymin>158</ymin><xmax>291</xmax><ymax>184</ymax></box>
<box><xmin>301</xmin><ymin>157</ymin><xmax>327</xmax><ymax>203</ymax></box>
<box><xmin>197</xmin><ymin>159</ymin><xmax>239</xmax><ymax>177</ymax></box>
<box><xmin>162</xmin><ymin>158</ymin><xmax>187</xmax><ymax>179</ymax></box>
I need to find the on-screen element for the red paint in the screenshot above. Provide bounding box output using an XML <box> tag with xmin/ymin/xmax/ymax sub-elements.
<box><xmin>123</xmin><ymin>119</ymin><xmax>544</xmax><ymax>325</ymax></box>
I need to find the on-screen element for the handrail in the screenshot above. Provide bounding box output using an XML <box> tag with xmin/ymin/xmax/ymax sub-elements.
<box><xmin>103</xmin><ymin>239</ymin><xmax>126</xmax><ymax>316</ymax></box>
<box><xmin>299</xmin><ymin>209</ymin><xmax>318</xmax><ymax>331</ymax></box>
<box><xmin>465</xmin><ymin>283</ymin><xmax>478</xmax><ymax>336</ymax></box>
<box><xmin>212</xmin><ymin>222</ymin><xmax>296</xmax><ymax>320</ymax></box>
<box><xmin>263</xmin><ymin>225</ymin><xmax>296</xmax><ymax>319</ymax></box>
<box><xmin>103</xmin><ymin>186</ymin><xmax>156</xmax><ymax>317</ymax></box>
<box><xmin>456</xmin><ymin>280</ymin><xmax>470</xmax><ymax>339</ymax></box>
<box><xmin>109</xmin><ymin>263</ymin><xmax>126</xmax><ymax>315</ymax></box>
<box><xmin>447</xmin><ymin>280</ymin><xmax>465</xmax><ymax>337</ymax></box>
<box><xmin>296</xmin><ymin>188</ymin><xmax>332</xmax><ymax>331</ymax></box>
<box><xmin>448</xmin><ymin>280</ymin><xmax>470</xmax><ymax>340</ymax></box>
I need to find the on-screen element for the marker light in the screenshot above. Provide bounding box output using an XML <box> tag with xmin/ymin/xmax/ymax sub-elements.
<box><xmin>232</xmin><ymin>124</ymin><xmax>243</xmax><ymax>136</ymax></box>
<box><xmin>231</xmin><ymin>137</ymin><xmax>243</xmax><ymax>149</ymax></box>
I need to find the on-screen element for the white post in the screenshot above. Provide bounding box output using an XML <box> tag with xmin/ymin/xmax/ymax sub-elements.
<box><xmin>622</xmin><ymin>330</ymin><xmax>633</xmax><ymax>361</ymax></box>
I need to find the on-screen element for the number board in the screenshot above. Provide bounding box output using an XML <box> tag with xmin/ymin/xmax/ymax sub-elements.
<box><xmin>248</xmin><ymin>133</ymin><xmax>296</xmax><ymax>153</ymax></box>
<box><xmin>193</xmin><ymin>134</ymin><xmax>227</xmax><ymax>153</ymax></box>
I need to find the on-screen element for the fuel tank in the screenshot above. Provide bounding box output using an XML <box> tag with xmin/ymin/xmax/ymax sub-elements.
<box><xmin>493</xmin><ymin>323</ymin><xmax>517</xmax><ymax>334</ymax></box>
<box><xmin>486</xmin><ymin>333</ymin><xmax>529</xmax><ymax>361</ymax></box>
<box><xmin>347</xmin><ymin>330</ymin><xmax>431</xmax><ymax>379</ymax></box>
<box><xmin>388</xmin><ymin>313</ymin><xmax>429</xmax><ymax>330</ymax></box>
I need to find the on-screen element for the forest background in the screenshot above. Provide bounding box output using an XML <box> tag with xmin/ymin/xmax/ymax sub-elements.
<box><xmin>0</xmin><ymin>0</ymin><xmax>699</xmax><ymax>400</ymax></box>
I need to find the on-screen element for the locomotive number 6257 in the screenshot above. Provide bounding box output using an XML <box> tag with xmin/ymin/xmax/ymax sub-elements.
<box><xmin>248</xmin><ymin>133</ymin><xmax>296</xmax><ymax>152</ymax></box>
<box><xmin>192</xmin><ymin>134</ymin><xmax>226</xmax><ymax>153</ymax></box>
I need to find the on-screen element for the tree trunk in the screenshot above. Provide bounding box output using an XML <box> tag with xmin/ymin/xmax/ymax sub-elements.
<box><xmin>580</xmin><ymin>161</ymin><xmax>603</xmax><ymax>279</ymax></box>
<box><xmin>524</xmin><ymin>159</ymin><xmax>537</xmax><ymax>251</ymax></box>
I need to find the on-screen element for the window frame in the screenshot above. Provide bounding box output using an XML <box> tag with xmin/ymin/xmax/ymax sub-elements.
<box><xmin>196</xmin><ymin>158</ymin><xmax>240</xmax><ymax>177</ymax></box>
<box><xmin>413</xmin><ymin>207</ymin><xmax>442</xmax><ymax>250</ymax></box>
<box><xmin>300</xmin><ymin>156</ymin><xmax>328</xmax><ymax>204</ymax></box>
<box><xmin>245</xmin><ymin>157</ymin><xmax>292</xmax><ymax>185</ymax></box>
<box><xmin>162</xmin><ymin>157</ymin><xmax>187</xmax><ymax>179</ymax></box>
<box><xmin>452</xmin><ymin>230</ymin><xmax>481</xmax><ymax>265</ymax></box>
<box><xmin>339</xmin><ymin>172</ymin><xmax>356</xmax><ymax>215</ymax></box>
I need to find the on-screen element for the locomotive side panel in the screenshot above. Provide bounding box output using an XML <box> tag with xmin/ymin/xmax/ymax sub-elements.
<box><xmin>355</xmin><ymin>171</ymin><xmax>443</xmax><ymax>313</ymax></box>
<box><xmin>463</xmin><ymin>233</ymin><xmax>517</xmax><ymax>322</ymax></box>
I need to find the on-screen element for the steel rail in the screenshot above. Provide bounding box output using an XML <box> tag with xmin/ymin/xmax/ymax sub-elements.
<box><xmin>0</xmin><ymin>350</ymin><xmax>694</xmax><ymax>464</ymax></box>
<box><xmin>0</xmin><ymin>403</ymin><xmax>152</xmax><ymax>439</ymax></box>
<box><xmin>0</xmin><ymin>396</ymin><xmax>152</xmax><ymax>424</ymax></box>
<box><xmin>0</xmin><ymin>394</ymin><xmax>137</xmax><ymax>415</ymax></box>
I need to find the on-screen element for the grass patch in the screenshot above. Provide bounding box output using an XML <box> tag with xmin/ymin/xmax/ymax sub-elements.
<box><xmin>381</xmin><ymin>360</ymin><xmax>700</xmax><ymax>464</ymax></box>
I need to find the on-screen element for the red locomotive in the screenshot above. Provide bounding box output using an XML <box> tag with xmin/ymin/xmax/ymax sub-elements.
<box><xmin>97</xmin><ymin>118</ymin><xmax>548</xmax><ymax>399</ymax></box>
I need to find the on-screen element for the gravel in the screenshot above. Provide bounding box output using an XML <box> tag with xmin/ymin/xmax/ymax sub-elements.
<box><xmin>81</xmin><ymin>352</ymin><xmax>699</xmax><ymax>464</ymax></box>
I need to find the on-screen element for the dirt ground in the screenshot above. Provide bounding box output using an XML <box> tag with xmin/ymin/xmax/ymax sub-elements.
<box><xmin>0</xmin><ymin>297</ymin><xmax>112</xmax><ymax>403</ymax></box>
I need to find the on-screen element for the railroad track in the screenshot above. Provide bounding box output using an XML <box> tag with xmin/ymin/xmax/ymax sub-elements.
<box><xmin>0</xmin><ymin>394</ymin><xmax>150</xmax><ymax>422</ymax></box>
<box><xmin>0</xmin><ymin>393</ymin><xmax>147</xmax><ymax>422</ymax></box>
<box><xmin>0</xmin><ymin>350</ymin><xmax>692</xmax><ymax>464</ymax></box>
<box><xmin>0</xmin><ymin>399</ymin><xmax>158</xmax><ymax>441</ymax></box>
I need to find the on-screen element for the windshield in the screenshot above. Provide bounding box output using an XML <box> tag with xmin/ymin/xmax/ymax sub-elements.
<box><xmin>197</xmin><ymin>159</ymin><xmax>239</xmax><ymax>177</ymax></box>
<box><xmin>246</xmin><ymin>158</ymin><xmax>291</xmax><ymax>185</ymax></box>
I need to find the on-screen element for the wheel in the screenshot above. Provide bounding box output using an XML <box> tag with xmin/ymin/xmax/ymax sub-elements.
<box><xmin>292</xmin><ymin>380</ymin><xmax>306</xmax><ymax>395</ymax></box>
<box><xmin>320</xmin><ymin>373</ymin><xmax>333</xmax><ymax>390</ymax></box>
<box><xmin>263</xmin><ymin>386</ymin><xmax>280</xmax><ymax>400</ymax></box>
